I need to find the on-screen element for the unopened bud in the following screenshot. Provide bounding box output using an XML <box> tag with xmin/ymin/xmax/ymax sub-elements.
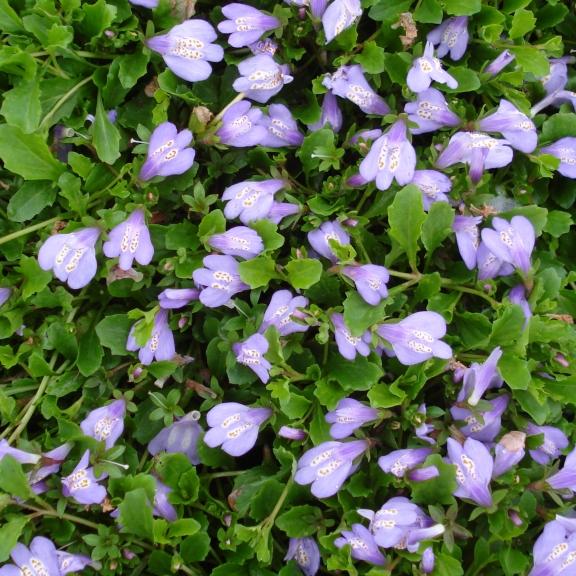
<box><xmin>278</xmin><ymin>426</ymin><xmax>307</xmax><ymax>441</ymax></box>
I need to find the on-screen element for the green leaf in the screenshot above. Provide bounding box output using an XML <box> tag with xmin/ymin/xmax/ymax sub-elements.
<box><xmin>444</xmin><ymin>0</ymin><xmax>481</xmax><ymax>15</ymax></box>
<box><xmin>422</xmin><ymin>202</ymin><xmax>455</xmax><ymax>254</ymax></box>
<box><xmin>327</xmin><ymin>354</ymin><xmax>383</xmax><ymax>392</ymax></box>
<box><xmin>238</xmin><ymin>256</ymin><xmax>279</xmax><ymax>289</ymax></box>
<box><xmin>343</xmin><ymin>291</ymin><xmax>387</xmax><ymax>336</ymax></box>
<box><xmin>369</xmin><ymin>0</ymin><xmax>412</xmax><ymax>21</ymax></box>
<box><xmin>435</xmin><ymin>553</ymin><xmax>464</xmax><ymax>576</ymax></box>
<box><xmin>95</xmin><ymin>314</ymin><xmax>132</xmax><ymax>355</ymax></box>
<box><xmin>414</xmin><ymin>0</ymin><xmax>443</xmax><ymax>23</ymax></box>
<box><xmin>92</xmin><ymin>93</ymin><xmax>121</xmax><ymax>165</ymax></box>
<box><xmin>77</xmin><ymin>328</ymin><xmax>103</xmax><ymax>377</ymax></box>
<box><xmin>18</xmin><ymin>256</ymin><xmax>52</xmax><ymax>300</ymax></box>
<box><xmin>0</xmin><ymin>125</ymin><xmax>65</xmax><ymax>181</ymax></box>
<box><xmin>276</xmin><ymin>505</ymin><xmax>323</xmax><ymax>537</ymax></box>
<box><xmin>250</xmin><ymin>220</ymin><xmax>285</xmax><ymax>251</ymax></box>
<box><xmin>165</xmin><ymin>221</ymin><xmax>200</xmax><ymax>250</ymax></box>
<box><xmin>0</xmin><ymin>517</ymin><xmax>28</xmax><ymax>562</ymax></box>
<box><xmin>543</xmin><ymin>211</ymin><xmax>572</xmax><ymax>237</ymax></box>
<box><xmin>0</xmin><ymin>0</ymin><xmax>23</xmax><ymax>32</ymax></box>
<box><xmin>78</xmin><ymin>0</ymin><xmax>117</xmax><ymax>38</ymax></box>
<box><xmin>499</xmin><ymin>548</ymin><xmax>530</xmax><ymax>576</ymax></box>
<box><xmin>285</xmin><ymin>258</ymin><xmax>323</xmax><ymax>289</ymax></box>
<box><xmin>118</xmin><ymin>51</ymin><xmax>150</xmax><ymax>90</ymax></box>
<box><xmin>490</xmin><ymin>305</ymin><xmax>526</xmax><ymax>348</ymax></box>
<box><xmin>444</xmin><ymin>67</ymin><xmax>481</xmax><ymax>93</ymax></box>
<box><xmin>509</xmin><ymin>8</ymin><xmax>536</xmax><ymax>39</ymax></box>
<box><xmin>119</xmin><ymin>488</ymin><xmax>154</xmax><ymax>540</ymax></box>
<box><xmin>168</xmin><ymin>518</ymin><xmax>201</xmax><ymax>538</ymax></box>
<box><xmin>368</xmin><ymin>381</ymin><xmax>406</xmax><ymax>407</ymax></box>
<box><xmin>410</xmin><ymin>455</ymin><xmax>457</xmax><ymax>505</ymax></box>
<box><xmin>541</xmin><ymin>113</ymin><xmax>576</xmax><ymax>142</ymax></box>
<box><xmin>198</xmin><ymin>209</ymin><xmax>226</xmax><ymax>243</ymax></box>
<box><xmin>499</xmin><ymin>353</ymin><xmax>530</xmax><ymax>390</ymax></box>
<box><xmin>544</xmin><ymin>376</ymin><xmax>576</xmax><ymax>406</ymax></box>
<box><xmin>180</xmin><ymin>533</ymin><xmax>211</xmax><ymax>563</ymax></box>
<box><xmin>354</xmin><ymin>41</ymin><xmax>386</xmax><ymax>74</ymax></box>
<box><xmin>7</xmin><ymin>181</ymin><xmax>56</xmax><ymax>223</ymax></box>
<box><xmin>384</xmin><ymin>53</ymin><xmax>411</xmax><ymax>84</ymax></box>
<box><xmin>510</xmin><ymin>46</ymin><xmax>549</xmax><ymax>76</ymax></box>
<box><xmin>0</xmin><ymin>80</ymin><xmax>42</xmax><ymax>133</ymax></box>
<box><xmin>0</xmin><ymin>456</ymin><xmax>33</xmax><ymax>499</ymax></box>
<box><xmin>297</xmin><ymin>129</ymin><xmax>341</xmax><ymax>174</ymax></box>
<box><xmin>388</xmin><ymin>185</ymin><xmax>426</xmax><ymax>269</ymax></box>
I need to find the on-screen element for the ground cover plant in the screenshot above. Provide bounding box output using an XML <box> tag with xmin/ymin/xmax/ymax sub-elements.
<box><xmin>0</xmin><ymin>0</ymin><xmax>575</xmax><ymax>574</ymax></box>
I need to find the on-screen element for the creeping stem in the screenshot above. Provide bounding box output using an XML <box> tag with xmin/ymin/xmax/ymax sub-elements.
<box><xmin>0</xmin><ymin>216</ymin><xmax>63</xmax><ymax>247</ymax></box>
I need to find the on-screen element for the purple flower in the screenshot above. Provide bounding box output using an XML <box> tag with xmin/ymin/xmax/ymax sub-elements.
<box><xmin>408</xmin><ymin>466</ymin><xmax>440</xmax><ymax>482</ymax></box>
<box><xmin>332</xmin><ymin>313</ymin><xmax>371</xmax><ymax>361</ymax></box>
<box><xmin>540</xmin><ymin>138</ymin><xmax>576</xmax><ymax>179</ymax></box>
<box><xmin>232</xmin><ymin>55</ymin><xmax>293</xmax><ymax>103</ymax></box>
<box><xmin>411</xmin><ymin>169</ymin><xmax>452</xmax><ymax>211</ymax></box>
<box><xmin>0</xmin><ymin>287</ymin><xmax>11</xmax><ymax>308</ymax></box>
<box><xmin>294</xmin><ymin>439</ymin><xmax>369</xmax><ymax>498</ymax></box>
<box><xmin>415</xmin><ymin>404</ymin><xmax>436</xmax><ymax>445</ymax></box>
<box><xmin>509</xmin><ymin>284</ymin><xmax>532</xmax><ymax>327</ymax></box>
<box><xmin>260</xmin><ymin>290</ymin><xmax>309</xmax><ymax>336</ymax></box>
<box><xmin>404</xmin><ymin>88</ymin><xmax>461</xmax><ymax>134</ymax></box>
<box><xmin>192</xmin><ymin>255</ymin><xmax>250</xmax><ymax>307</ymax></box>
<box><xmin>129</xmin><ymin>0</ymin><xmax>157</xmax><ymax>7</ymax></box>
<box><xmin>342</xmin><ymin>264</ymin><xmax>389</xmax><ymax>305</ymax></box>
<box><xmin>421</xmin><ymin>547</ymin><xmax>435</xmax><ymax>574</ymax></box>
<box><xmin>233</xmin><ymin>333</ymin><xmax>271</xmax><ymax>383</ymax></box>
<box><xmin>542</xmin><ymin>57</ymin><xmax>573</xmax><ymax>95</ymax></box>
<box><xmin>492</xmin><ymin>431</ymin><xmax>526</xmax><ymax>477</ymax></box>
<box><xmin>0</xmin><ymin>439</ymin><xmax>40</xmax><ymax>465</ymax></box>
<box><xmin>258</xmin><ymin>104</ymin><xmax>304</xmax><ymax>147</ymax></box>
<box><xmin>127</xmin><ymin>309</ymin><xmax>175</xmax><ymax>365</ymax></box>
<box><xmin>476</xmin><ymin>241</ymin><xmax>514</xmax><ymax>280</ymax></box>
<box><xmin>484</xmin><ymin>50</ymin><xmax>515</xmax><ymax>76</ymax></box>
<box><xmin>208</xmin><ymin>227</ymin><xmax>264</xmax><ymax>259</ymax></box>
<box><xmin>158</xmin><ymin>288</ymin><xmax>199</xmax><ymax>309</ymax></box>
<box><xmin>139</xmin><ymin>122</ymin><xmax>196</xmax><ymax>181</ymax></box>
<box><xmin>427</xmin><ymin>17</ymin><xmax>469</xmax><ymax>60</ymax></box>
<box><xmin>325</xmin><ymin>398</ymin><xmax>378</xmax><ymax>439</ymax></box>
<box><xmin>451</xmin><ymin>395</ymin><xmax>509</xmax><ymax>443</ymax></box>
<box><xmin>0</xmin><ymin>537</ymin><xmax>61</xmax><ymax>576</ymax></box>
<box><xmin>103</xmin><ymin>209</ymin><xmax>154</xmax><ymax>270</ymax></box>
<box><xmin>278</xmin><ymin>426</ymin><xmax>307</xmax><ymax>440</ymax></box>
<box><xmin>359</xmin><ymin>119</ymin><xmax>416</xmax><ymax>191</ymax></box>
<box><xmin>284</xmin><ymin>538</ymin><xmax>320</xmax><ymax>576</ymax></box>
<box><xmin>217</xmin><ymin>4</ymin><xmax>280</xmax><ymax>48</ymax></box>
<box><xmin>478</xmin><ymin>99</ymin><xmax>537</xmax><ymax>153</ymax></box>
<box><xmin>323</xmin><ymin>65</ymin><xmax>390</xmax><ymax>115</ymax></box>
<box><xmin>58</xmin><ymin>550</ymin><xmax>98</xmax><ymax>574</ymax></box>
<box><xmin>216</xmin><ymin>101</ymin><xmax>268</xmax><ymax>147</ymax></box>
<box><xmin>147</xmin><ymin>20</ymin><xmax>224</xmax><ymax>82</ymax></box>
<box><xmin>222</xmin><ymin>179</ymin><xmax>285</xmax><ymax>224</ymax></box>
<box><xmin>38</xmin><ymin>227</ymin><xmax>100</xmax><ymax>290</ymax></box>
<box><xmin>307</xmin><ymin>220</ymin><xmax>350</xmax><ymax>262</ymax></box>
<box><xmin>61</xmin><ymin>450</ymin><xmax>107</xmax><ymax>505</ymax></box>
<box><xmin>453</xmin><ymin>215</ymin><xmax>482</xmax><ymax>270</ymax></box>
<box><xmin>377</xmin><ymin>311</ymin><xmax>452</xmax><ymax>366</ymax></box>
<box><xmin>249</xmin><ymin>38</ymin><xmax>278</xmax><ymax>56</ymax></box>
<box><xmin>153</xmin><ymin>478</ymin><xmax>177</xmax><ymax>521</ymax></box>
<box><xmin>436</xmin><ymin>131</ymin><xmax>513</xmax><ymax>183</ymax></box>
<box><xmin>204</xmin><ymin>403</ymin><xmax>272</xmax><ymax>457</ymax></box>
<box><xmin>529</xmin><ymin>515</ymin><xmax>576</xmax><ymax>576</ymax></box>
<box><xmin>80</xmin><ymin>399</ymin><xmax>126</xmax><ymax>450</ymax></box>
<box><xmin>309</xmin><ymin>92</ymin><xmax>343</xmax><ymax>132</ymax></box>
<box><xmin>407</xmin><ymin>41</ymin><xmax>458</xmax><ymax>93</ymax></box>
<box><xmin>359</xmin><ymin>497</ymin><xmax>444</xmax><ymax>551</ymax></box>
<box><xmin>526</xmin><ymin>424</ymin><xmax>568</xmax><ymax>465</ymax></box>
<box><xmin>481</xmin><ymin>216</ymin><xmax>535</xmax><ymax>274</ymax></box>
<box><xmin>447</xmin><ymin>437</ymin><xmax>493</xmax><ymax>507</ymax></box>
<box><xmin>322</xmin><ymin>0</ymin><xmax>362</xmax><ymax>44</ymax></box>
<box><xmin>29</xmin><ymin>443</ymin><xmax>73</xmax><ymax>489</ymax></box>
<box><xmin>546</xmin><ymin>447</ymin><xmax>576</xmax><ymax>491</ymax></box>
<box><xmin>268</xmin><ymin>202</ymin><xmax>300</xmax><ymax>224</ymax></box>
<box><xmin>378</xmin><ymin>448</ymin><xmax>433</xmax><ymax>477</ymax></box>
<box><xmin>334</xmin><ymin>524</ymin><xmax>386</xmax><ymax>566</ymax></box>
<box><xmin>148</xmin><ymin>412</ymin><xmax>203</xmax><ymax>465</ymax></box>
<box><xmin>457</xmin><ymin>347</ymin><xmax>503</xmax><ymax>406</ymax></box>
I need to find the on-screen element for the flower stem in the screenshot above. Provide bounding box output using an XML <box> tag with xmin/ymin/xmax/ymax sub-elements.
<box><xmin>0</xmin><ymin>216</ymin><xmax>62</xmax><ymax>247</ymax></box>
